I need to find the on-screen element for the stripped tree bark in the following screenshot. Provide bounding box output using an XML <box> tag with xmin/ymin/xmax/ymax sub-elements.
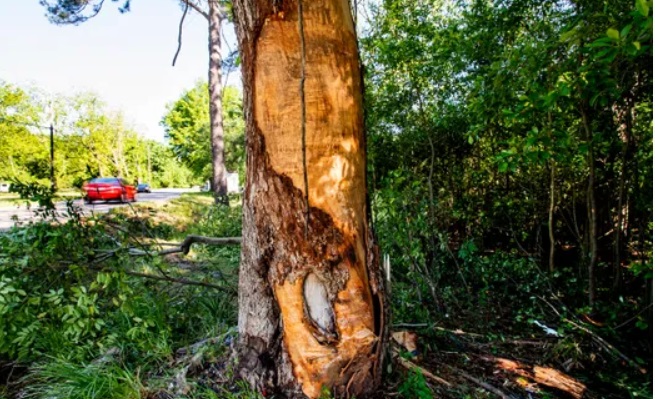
<box><xmin>232</xmin><ymin>0</ymin><xmax>387</xmax><ymax>397</ymax></box>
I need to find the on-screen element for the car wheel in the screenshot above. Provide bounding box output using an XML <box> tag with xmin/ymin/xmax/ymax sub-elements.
<box><xmin>84</xmin><ymin>197</ymin><xmax>92</xmax><ymax>204</ymax></box>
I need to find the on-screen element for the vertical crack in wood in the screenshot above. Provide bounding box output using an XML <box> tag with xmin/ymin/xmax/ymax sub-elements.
<box><xmin>298</xmin><ymin>0</ymin><xmax>310</xmax><ymax>238</ymax></box>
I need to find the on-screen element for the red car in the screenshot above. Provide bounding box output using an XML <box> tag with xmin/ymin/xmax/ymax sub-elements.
<box><xmin>83</xmin><ymin>177</ymin><xmax>137</xmax><ymax>204</ymax></box>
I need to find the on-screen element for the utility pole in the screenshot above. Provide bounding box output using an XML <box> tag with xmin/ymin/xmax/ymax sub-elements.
<box><xmin>147</xmin><ymin>141</ymin><xmax>152</xmax><ymax>184</ymax></box>
<box><xmin>50</xmin><ymin>123</ymin><xmax>56</xmax><ymax>191</ymax></box>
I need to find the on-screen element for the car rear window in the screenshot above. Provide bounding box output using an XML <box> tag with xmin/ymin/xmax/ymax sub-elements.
<box><xmin>90</xmin><ymin>178</ymin><xmax>119</xmax><ymax>183</ymax></box>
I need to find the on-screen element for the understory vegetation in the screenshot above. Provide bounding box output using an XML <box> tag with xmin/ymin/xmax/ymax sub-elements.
<box><xmin>0</xmin><ymin>186</ymin><xmax>651</xmax><ymax>398</ymax></box>
<box><xmin>0</xmin><ymin>193</ymin><xmax>246</xmax><ymax>399</ymax></box>
<box><xmin>0</xmin><ymin>0</ymin><xmax>651</xmax><ymax>397</ymax></box>
<box><xmin>360</xmin><ymin>0</ymin><xmax>653</xmax><ymax>396</ymax></box>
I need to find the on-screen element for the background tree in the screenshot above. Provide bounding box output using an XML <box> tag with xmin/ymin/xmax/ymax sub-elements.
<box><xmin>0</xmin><ymin>82</ymin><xmax>50</xmax><ymax>183</ymax></box>
<box><xmin>362</xmin><ymin>0</ymin><xmax>651</xmax><ymax>321</ymax></box>
<box><xmin>161</xmin><ymin>82</ymin><xmax>244</xmax><ymax>183</ymax></box>
<box><xmin>39</xmin><ymin>0</ymin><xmax>233</xmax><ymax>203</ymax></box>
<box><xmin>0</xmin><ymin>79</ymin><xmax>195</xmax><ymax>188</ymax></box>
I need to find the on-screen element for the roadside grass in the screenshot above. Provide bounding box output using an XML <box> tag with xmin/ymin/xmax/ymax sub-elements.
<box><xmin>0</xmin><ymin>192</ymin><xmax>242</xmax><ymax>398</ymax></box>
<box><xmin>0</xmin><ymin>191</ymin><xmax>82</xmax><ymax>209</ymax></box>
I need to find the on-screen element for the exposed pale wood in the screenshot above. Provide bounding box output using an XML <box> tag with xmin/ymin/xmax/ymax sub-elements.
<box><xmin>392</xmin><ymin>331</ymin><xmax>418</xmax><ymax>354</ymax></box>
<box><xmin>482</xmin><ymin>356</ymin><xmax>586</xmax><ymax>399</ymax></box>
<box><xmin>233</xmin><ymin>0</ymin><xmax>385</xmax><ymax>396</ymax></box>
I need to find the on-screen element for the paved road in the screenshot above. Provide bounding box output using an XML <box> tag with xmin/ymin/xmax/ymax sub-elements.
<box><xmin>0</xmin><ymin>189</ymin><xmax>192</xmax><ymax>230</ymax></box>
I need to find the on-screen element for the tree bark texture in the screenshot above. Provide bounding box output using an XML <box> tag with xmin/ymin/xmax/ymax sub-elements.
<box><xmin>581</xmin><ymin>109</ymin><xmax>596</xmax><ymax>308</ymax></box>
<box><xmin>209</xmin><ymin>0</ymin><xmax>227</xmax><ymax>201</ymax></box>
<box><xmin>233</xmin><ymin>0</ymin><xmax>386</xmax><ymax>397</ymax></box>
<box><xmin>612</xmin><ymin>98</ymin><xmax>633</xmax><ymax>291</ymax></box>
<box><xmin>548</xmin><ymin>160</ymin><xmax>555</xmax><ymax>274</ymax></box>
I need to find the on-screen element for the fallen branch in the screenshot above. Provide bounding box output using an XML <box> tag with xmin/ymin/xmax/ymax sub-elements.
<box><xmin>435</xmin><ymin>326</ymin><xmax>485</xmax><ymax>338</ymax></box>
<box><xmin>537</xmin><ymin>296</ymin><xmax>647</xmax><ymax>375</ymax></box>
<box><xmin>124</xmin><ymin>270</ymin><xmax>235</xmax><ymax>293</ymax></box>
<box><xmin>392</xmin><ymin>347</ymin><xmax>452</xmax><ymax>387</ymax></box>
<box><xmin>442</xmin><ymin>364</ymin><xmax>516</xmax><ymax>399</ymax></box>
<box><xmin>564</xmin><ymin>317</ymin><xmax>647</xmax><ymax>374</ymax></box>
<box><xmin>392</xmin><ymin>323</ymin><xmax>485</xmax><ymax>338</ymax></box>
<box><xmin>473</xmin><ymin>339</ymin><xmax>555</xmax><ymax>347</ymax></box>
<box><xmin>480</xmin><ymin>355</ymin><xmax>586</xmax><ymax>399</ymax></box>
<box><xmin>129</xmin><ymin>235</ymin><xmax>242</xmax><ymax>256</ymax></box>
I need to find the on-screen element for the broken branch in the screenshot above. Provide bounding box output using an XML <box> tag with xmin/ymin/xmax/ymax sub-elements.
<box><xmin>391</xmin><ymin>346</ymin><xmax>452</xmax><ymax>387</ymax></box>
<box><xmin>124</xmin><ymin>270</ymin><xmax>235</xmax><ymax>293</ymax></box>
<box><xmin>442</xmin><ymin>364</ymin><xmax>516</xmax><ymax>399</ymax></box>
<box><xmin>564</xmin><ymin>317</ymin><xmax>647</xmax><ymax>374</ymax></box>
<box><xmin>129</xmin><ymin>235</ymin><xmax>242</xmax><ymax>256</ymax></box>
<box><xmin>480</xmin><ymin>355</ymin><xmax>586</xmax><ymax>399</ymax></box>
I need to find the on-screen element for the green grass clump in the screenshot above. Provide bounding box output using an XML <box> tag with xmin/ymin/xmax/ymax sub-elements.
<box><xmin>23</xmin><ymin>359</ymin><xmax>142</xmax><ymax>399</ymax></box>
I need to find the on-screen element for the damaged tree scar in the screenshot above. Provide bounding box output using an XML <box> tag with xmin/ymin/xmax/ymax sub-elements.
<box><xmin>303</xmin><ymin>273</ymin><xmax>339</xmax><ymax>345</ymax></box>
<box><xmin>250</xmin><ymin>127</ymin><xmax>352</xmax><ymax>298</ymax></box>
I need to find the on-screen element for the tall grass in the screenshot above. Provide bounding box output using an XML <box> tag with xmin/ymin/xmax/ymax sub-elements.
<box><xmin>23</xmin><ymin>359</ymin><xmax>142</xmax><ymax>399</ymax></box>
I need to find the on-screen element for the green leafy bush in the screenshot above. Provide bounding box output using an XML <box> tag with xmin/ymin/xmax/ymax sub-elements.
<box><xmin>398</xmin><ymin>367</ymin><xmax>433</xmax><ymax>399</ymax></box>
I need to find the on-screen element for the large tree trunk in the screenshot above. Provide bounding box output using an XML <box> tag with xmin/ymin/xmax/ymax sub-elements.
<box><xmin>233</xmin><ymin>0</ymin><xmax>386</xmax><ymax>397</ymax></box>
<box><xmin>208</xmin><ymin>0</ymin><xmax>227</xmax><ymax>202</ymax></box>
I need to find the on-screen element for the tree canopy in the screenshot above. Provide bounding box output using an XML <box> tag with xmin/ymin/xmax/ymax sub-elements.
<box><xmin>0</xmin><ymin>80</ymin><xmax>195</xmax><ymax>188</ymax></box>
<box><xmin>161</xmin><ymin>83</ymin><xmax>245</xmax><ymax>183</ymax></box>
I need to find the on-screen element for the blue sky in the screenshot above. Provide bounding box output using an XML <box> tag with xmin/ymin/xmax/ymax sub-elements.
<box><xmin>0</xmin><ymin>0</ymin><xmax>239</xmax><ymax>142</ymax></box>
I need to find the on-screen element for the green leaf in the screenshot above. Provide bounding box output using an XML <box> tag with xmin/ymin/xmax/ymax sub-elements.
<box><xmin>620</xmin><ymin>23</ymin><xmax>633</xmax><ymax>38</ymax></box>
<box><xmin>636</xmin><ymin>0</ymin><xmax>649</xmax><ymax>17</ymax></box>
<box><xmin>559</xmin><ymin>28</ymin><xmax>578</xmax><ymax>42</ymax></box>
<box><xmin>587</xmin><ymin>38</ymin><xmax>612</xmax><ymax>48</ymax></box>
<box><xmin>633</xmin><ymin>41</ymin><xmax>641</xmax><ymax>50</ymax></box>
<box><xmin>607</xmin><ymin>28</ymin><xmax>620</xmax><ymax>41</ymax></box>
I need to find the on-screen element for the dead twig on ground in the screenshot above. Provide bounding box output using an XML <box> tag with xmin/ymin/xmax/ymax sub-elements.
<box><xmin>129</xmin><ymin>235</ymin><xmax>242</xmax><ymax>256</ymax></box>
<box><xmin>392</xmin><ymin>323</ymin><xmax>485</xmax><ymax>338</ymax></box>
<box><xmin>442</xmin><ymin>363</ymin><xmax>517</xmax><ymax>399</ymax></box>
<box><xmin>537</xmin><ymin>296</ymin><xmax>647</xmax><ymax>374</ymax></box>
<box><xmin>563</xmin><ymin>317</ymin><xmax>647</xmax><ymax>374</ymax></box>
<box><xmin>124</xmin><ymin>270</ymin><xmax>235</xmax><ymax>293</ymax></box>
<box><xmin>391</xmin><ymin>347</ymin><xmax>452</xmax><ymax>387</ymax></box>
